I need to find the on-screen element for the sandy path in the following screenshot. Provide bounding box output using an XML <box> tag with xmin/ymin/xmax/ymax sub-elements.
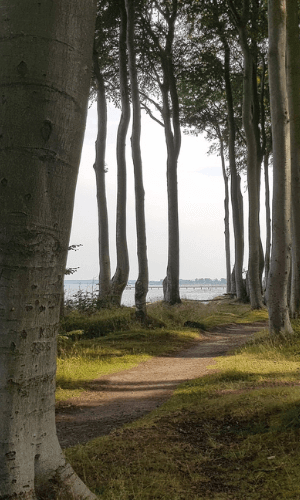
<box><xmin>55</xmin><ymin>322</ymin><xmax>266</xmax><ymax>448</ymax></box>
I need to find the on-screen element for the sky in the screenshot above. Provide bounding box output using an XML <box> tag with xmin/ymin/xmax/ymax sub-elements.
<box><xmin>66</xmin><ymin>101</ymin><xmax>268</xmax><ymax>282</ymax></box>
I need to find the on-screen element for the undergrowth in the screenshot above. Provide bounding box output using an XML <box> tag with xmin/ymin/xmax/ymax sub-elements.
<box><xmin>60</xmin><ymin>302</ymin><xmax>300</xmax><ymax>499</ymax></box>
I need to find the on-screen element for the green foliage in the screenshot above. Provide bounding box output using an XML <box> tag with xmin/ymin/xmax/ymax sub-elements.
<box><xmin>65</xmin><ymin>319</ymin><xmax>300</xmax><ymax>500</ymax></box>
<box><xmin>60</xmin><ymin>308</ymin><xmax>136</xmax><ymax>338</ymax></box>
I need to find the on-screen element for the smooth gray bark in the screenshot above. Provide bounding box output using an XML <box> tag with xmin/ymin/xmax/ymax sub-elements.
<box><xmin>263</xmin><ymin>151</ymin><xmax>271</xmax><ymax>296</ymax></box>
<box><xmin>93</xmin><ymin>53</ymin><xmax>112</xmax><ymax>307</ymax></box>
<box><xmin>230</xmin><ymin>0</ymin><xmax>264</xmax><ymax>309</ymax></box>
<box><xmin>223</xmin><ymin>41</ymin><xmax>246</xmax><ymax>301</ymax></box>
<box><xmin>218</xmin><ymin>128</ymin><xmax>231</xmax><ymax>294</ymax></box>
<box><xmin>267</xmin><ymin>0</ymin><xmax>293</xmax><ymax>336</ymax></box>
<box><xmin>287</xmin><ymin>0</ymin><xmax>300</xmax><ymax>318</ymax></box>
<box><xmin>161</xmin><ymin>6</ymin><xmax>181</xmax><ymax>305</ymax></box>
<box><xmin>0</xmin><ymin>1</ymin><xmax>97</xmax><ymax>498</ymax></box>
<box><xmin>125</xmin><ymin>0</ymin><xmax>149</xmax><ymax>319</ymax></box>
<box><xmin>110</xmin><ymin>0</ymin><xmax>130</xmax><ymax>306</ymax></box>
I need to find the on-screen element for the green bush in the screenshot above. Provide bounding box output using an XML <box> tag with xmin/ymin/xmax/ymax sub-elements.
<box><xmin>60</xmin><ymin>308</ymin><xmax>136</xmax><ymax>338</ymax></box>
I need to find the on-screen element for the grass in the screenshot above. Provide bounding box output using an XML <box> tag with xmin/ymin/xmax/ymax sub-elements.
<box><xmin>57</xmin><ymin>300</ymin><xmax>300</xmax><ymax>499</ymax></box>
<box><xmin>56</xmin><ymin>298</ymin><xmax>267</xmax><ymax>401</ymax></box>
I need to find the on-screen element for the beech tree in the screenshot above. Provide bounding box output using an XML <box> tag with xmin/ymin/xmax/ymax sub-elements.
<box><xmin>110</xmin><ymin>0</ymin><xmax>131</xmax><ymax>306</ymax></box>
<box><xmin>178</xmin><ymin>2</ymin><xmax>246</xmax><ymax>300</ymax></box>
<box><xmin>267</xmin><ymin>0</ymin><xmax>293</xmax><ymax>335</ymax></box>
<box><xmin>0</xmin><ymin>1</ymin><xmax>97</xmax><ymax>498</ymax></box>
<box><xmin>125</xmin><ymin>0</ymin><xmax>149</xmax><ymax>319</ymax></box>
<box><xmin>287</xmin><ymin>0</ymin><xmax>300</xmax><ymax>318</ymax></box>
<box><xmin>93</xmin><ymin>0</ymin><xmax>130</xmax><ymax>307</ymax></box>
<box><xmin>227</xmin><ymin>0</ymin><xmax>268</xmax><ymax>309</ymax></box>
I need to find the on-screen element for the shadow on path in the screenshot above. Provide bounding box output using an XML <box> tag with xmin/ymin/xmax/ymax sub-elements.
<box><xmin>56</xmin><ymin>321</ymin><xmax>266</xmax><ymax>448</ymax></box>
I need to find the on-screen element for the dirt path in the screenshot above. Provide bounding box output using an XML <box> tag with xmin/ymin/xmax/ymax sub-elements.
<box><xmin>55</xmin><ymin>322</ymin><xmax>266</xmax><ymax>448</ymax></box>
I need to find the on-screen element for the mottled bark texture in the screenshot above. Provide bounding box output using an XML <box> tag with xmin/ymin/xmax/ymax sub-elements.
<box><xmin>0</xmin><ymin>1</ymin><xmax>97</xmax><ymax>498</ymax></box>
<box><xmin>93</xmin><ymin>53</ymin><xmax>112</xmax><ymax>307</ymax></box>
<box><xmin>267</xmin><ymin>0</ymin><xmax>293</xmax><ymax>336</ymax></box>
<box><xmin>125</xmin><ymin>0</ymin><xmax>149</xmax><ymax>319</ymax></box>
<box><xmin>287</xmin><ymin>0</ymin><xmax>300</xmax><ymax>318</ymax></box>
<box><xmin>110</xmin><ymin>0</ymin><xmax>130</xmax><ymax>306</ymax></box>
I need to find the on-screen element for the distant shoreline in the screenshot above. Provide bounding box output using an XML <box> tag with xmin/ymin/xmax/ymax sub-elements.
<box><xmin>64</xmin><ymin>279</ymin><xmax>227</xmax><ymax>286</ymax></box>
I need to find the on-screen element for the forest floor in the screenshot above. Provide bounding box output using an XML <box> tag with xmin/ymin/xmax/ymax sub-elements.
<box><xmin>55</xmin><ymin>321</ymin><xmax>265</xmax><ymax>449</ymax></box>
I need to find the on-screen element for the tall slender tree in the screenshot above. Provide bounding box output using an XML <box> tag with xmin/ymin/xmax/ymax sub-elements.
<box><xmin>267</xmin><ymin>0</ymin><xmax>293</xmax><ymax>335</ymax></box>
<box><xmin>227</xmin><ymin>0</ymin><xmax>266</xmax><ymax>309</ymax></box>
<box><xmin>93</xmin><ymin>50</ymin><xmax>112</xmax><ymax>306</ymax></box>
<box><xmin>0</xmin><ymin>0</ymin><xmax>97</xmax><ymax>497</ymax></box>
<box><xmin>125</xmin><ymin>0</ymin><xmax>149</xmax><ymax>319</ymax></box>
<box><xmin>110</xmin><ymin>0</ymin><xmax>131</xmax><ymax>306</ymax></box>
<box><xmin>139</xmin><ymin>0</ymin><xmax>182</xmax><ymax>304</ymax></box>
<box><xmin>286</xmin><ymin>0</ymin><xmax>300</xmax><ymax>318</ymax></box>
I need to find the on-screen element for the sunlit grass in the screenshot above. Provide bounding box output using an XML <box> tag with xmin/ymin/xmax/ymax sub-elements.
<box><xmin>56</xmin><ymin>328</ymin><xmax>200</xmax><ymax>401</ymax></box>
<box><xmin>57</xmin><ymin>299</ymin><xmax>268</xmax><ymax>402</ymax></box>
<box><xmin>64</xmin><ymin>308</ymin><xmax>300</xmax><ymax>500</ymax></box>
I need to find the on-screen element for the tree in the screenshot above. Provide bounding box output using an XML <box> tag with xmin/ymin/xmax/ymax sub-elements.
<box><xmin>227</xmin><ymin>0</ymin><xmax>267</xmax><ymax>309</ymax></box>
<box><xmin>267</xmin><ymin>0</ymin><xmax>293</xmax><ymax>335</ymax></box>
<box><xmin>139</xmin><ymin>0</ymin><xmax>182</xmax><ymax>305</ymax></box>
<box><xmin>0</xmin><ymin>1</ymin><xmax>97</xmax><ymax>498</ymax></box>
<box><xmin>93</xmin><ymin>49</ymin><xmax>112</xmax><ymax>306</ymax></box>
<box><xmin>110</xmin><ymin>0</ymin><xmax>131</xmax><ymax>306</ymax></box>
<box><xmin>286</xmin><ymin>0</ymin><xmax>300</xmax><ymax>318</ymax></box>
<box><xmin>177</xmin><ymin>1</ymin><xmax>246</xmax><ymax>300</ymax></box>
<box><xmin>125</xmin><ymin>0</ymin><xmax>149</xmax><ymax>319</ymax></box>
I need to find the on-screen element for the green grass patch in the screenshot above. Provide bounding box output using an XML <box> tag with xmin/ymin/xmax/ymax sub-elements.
<box><xmin>56</xmin><ymin>328</ymin><xmax>200</xmax><ymax>401</ymax></box>
<box><xmin>64</xmin><ymin>309</ymin><xmax>300</xmax><ymax>500</ymax></box>
<box><xmin>57</xmin><ymin>299</ymin><xmax>267</xmax><ymax>402</ymax></box>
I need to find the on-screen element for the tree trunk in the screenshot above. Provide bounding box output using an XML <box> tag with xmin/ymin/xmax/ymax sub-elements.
<box><xmin>0</xmin><ymin>1</ymin><xmax>97</xmax><ymax>498</ymax></box>
<box><xmin>125</xmin><ymin>0</ymin><xmax>148</xmax><ymax>319</ymax></box>
<box><xmin>238</xmin><ymin>25</ymin><xmax>263</xmax><ymax>309</ymax></box>
<box><xmin>267</xmin><ymin>0</ymin><xmax>293</xmax><ymax>336</ymax></box>
<box><xmin>162</xmin><ymin>12</ymin><xmax>181</xmax><ymax>305</ymax></box>
<box><xmin>161</xmin><ymin>82</ymin><xmax>181</xmax><ymax>305</ymax></box>
<box><xmin>110</xmin><ymin>0</ymin><xmax>130</xmax><ymax>307</ymax></box>
<box><xmin>223</xmin><ymin>41</ymin><xmax>246</xmax><ymax>301</ymax></box>
<box><xmin>263</xmin><ymin>151</ymin><xmax>271</xmax><ymax>297</ymax></box>
<box><xmin>93</xmin><ymin>53</ymin><xmax>112</xmax><ymax>307</ymax></box>
<box><xmin>287</xmin><ymin>0</ymin><xmax>300</xmax><ymax>318</ymax></box>
<box><xmin>218</xmin><ymin>129</ymin><xmax>231</xmax><ymax>294</ymax></box>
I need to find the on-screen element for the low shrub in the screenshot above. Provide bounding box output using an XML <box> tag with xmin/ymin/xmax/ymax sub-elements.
<box><xmin>60</xmin><ymin>308</ymin><xmax>136</xmax><ymax>338</ymax></box>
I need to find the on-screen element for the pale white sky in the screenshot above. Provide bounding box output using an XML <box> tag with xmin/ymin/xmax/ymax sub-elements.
<box><xmin>67</xmin><ymin>102</ymin><xmax>268</xmax><ymax>281</ymax></box>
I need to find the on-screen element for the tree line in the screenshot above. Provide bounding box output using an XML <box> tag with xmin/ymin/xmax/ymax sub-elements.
<box><xmin>0</xmin><ymin>0</ymin><xmax>298</xmax><ymax>498</ymax></box>
<box><xmin>91</xmin><ymin>0</ymin><xmax>297</xmax><ymax>336</ymax></box>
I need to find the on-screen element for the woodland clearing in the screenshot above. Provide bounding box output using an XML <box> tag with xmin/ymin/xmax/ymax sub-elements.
<box><xmin>54</xmin><ymin>299</ymin><xmax>300</xmax><ymax>499</ymax></box>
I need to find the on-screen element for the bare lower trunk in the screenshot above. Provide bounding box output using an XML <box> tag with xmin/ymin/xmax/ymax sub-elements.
<box><xmin>0</xmin><ymin>1</ymin><xmax>97</xmax><ymax>498</ymax></box>
<box><xmin>238</xmin><ymin>26</ymin><xmax>263</xmax><ymax>309</ymax></box>
<box><xmin>125</xmin><ymin>0</ymin><xmax>148</xmax><ymax>319</ymax></box>
<box><xmin>223</xmin><ymin>41</ymin><xmax>245</xmax><ymax>301</ymax></box>
<box><xmin>162</xmin><ymin>13</ymin><xmax>181</xmax><ymax>305</ymax></box>
<box><xmin>218</xmin><ymin>128</ymin><xmax>231</xmax><ymax>294</ymax></box>
<box><xmin>93</xmin><ymin>55</ymin><xmax>112</xmax><ymax>307</ymax></box>
<box><xmin>287</xmin><ymin>0</ymin><xmax>300</xmax><ymax>318</ymax></box>
<box><xmin>165</xmin><ymin>148</ymin><xmax>181</xmax><ymax>304</ymax></box>
<box><xmin>110</xmin><ymin>0</ymin><xmax>130</xmax><ymax>306</ymax></box>
<box><xmin>264</xmin><ymin>152</ymin><xmax>271</xmax><ymax>296</ymax></box>
<box><xmin>268</xmin><ymin>0</ymin><xmax>293</xmax><ymax>336</ymax></box>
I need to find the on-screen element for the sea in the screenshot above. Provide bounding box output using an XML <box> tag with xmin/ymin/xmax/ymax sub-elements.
<box><xmin>64</xmin><ymin>280</ymin><xmax>227</xmax><ymax>307</ymax></box>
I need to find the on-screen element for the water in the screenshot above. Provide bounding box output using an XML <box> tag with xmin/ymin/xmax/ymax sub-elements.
<box><xmin>64</xmin><ymin>280</ymin><xmax>226</xmax><ymax>307</ymax></box>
